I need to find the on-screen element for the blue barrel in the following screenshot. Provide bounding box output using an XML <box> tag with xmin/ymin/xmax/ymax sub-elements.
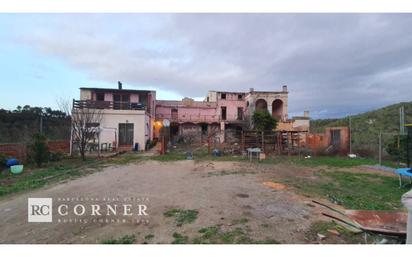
<box><xmin>6</xmin><ymin>159</ymin><xmax>19</xmax><ymax>167</ymax></box>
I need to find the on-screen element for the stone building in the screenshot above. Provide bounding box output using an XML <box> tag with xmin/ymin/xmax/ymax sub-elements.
<box><xmin>155</xmin><ymin>85</ymin><xmax>310</xmax><ymax>143</ymax></box>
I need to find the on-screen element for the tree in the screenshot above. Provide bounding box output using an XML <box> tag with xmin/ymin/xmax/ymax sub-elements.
<box><xmin>30</xmin><ymin>133</ymin><xmax>49</xmax><ymax>167</ymax></box>
<box><xmin>70</xmin><ymin>105</ymin><xmax>103</xmax><ymax>161</ymax></box>
<box><xmin>57</xmin><ymin>97</ymin><xmax>102</xmax><ymax>160</ymax></box>
<box><xmin>387</xmin><ymin>135</ymin><xmax>412</xmax><ymax>163</ymax></box>
<box><xmin>252</xmin><ymin>110</ymin><xmax>277</xmax><ymax>131</ymax></box>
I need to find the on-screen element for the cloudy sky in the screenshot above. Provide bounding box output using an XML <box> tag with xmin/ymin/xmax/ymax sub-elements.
<box><xmin>0</xmin><ymin>14</ymin><xmax>411</xmax><ymax>118</ymax></box>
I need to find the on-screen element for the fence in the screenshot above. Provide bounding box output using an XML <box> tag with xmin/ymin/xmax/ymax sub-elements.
<box><xmin>0</xmin><ymin>140</ymin><xmax>70</xmax><ymax>162</ymax></box>
<box><xmin>241</xmin><ymin>130</ymin><xmax>305</xmax><ymax>154</ymax></box>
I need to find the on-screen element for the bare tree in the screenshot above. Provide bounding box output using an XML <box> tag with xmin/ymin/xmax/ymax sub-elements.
<box><xmin>57</xmin><ymin>98</ymin><xmax>103</xmax><ymax>160</ymax></box>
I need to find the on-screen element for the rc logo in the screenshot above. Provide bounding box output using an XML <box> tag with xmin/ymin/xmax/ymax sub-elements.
<box><xmin>28</xmin><ymin>198</ymin><xmax>52</xmax><ymax>222</ymax></box>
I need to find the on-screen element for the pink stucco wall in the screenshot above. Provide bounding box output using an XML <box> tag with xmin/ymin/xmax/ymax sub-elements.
<box><xmin>104</xmin><ymin>93</ymin><xmax>113</xmax><ymax>102</ymax></box>
<box><xmin>156</xmin><ymin>105</ymin><xmax>219</xmax><ymax>123</ymax></box>
<box><xmin>216</xmin><ymin>93</ymin><xmax>247</xmax><ymax>121</ymax></box>
<box><xmin>130</xmin><ymin>94</ymin><xmax>139</xmax><ymax>103</ymax></box>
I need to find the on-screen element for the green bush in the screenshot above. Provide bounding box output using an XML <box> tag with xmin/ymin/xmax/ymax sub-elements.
<box><xmin>0</xmin><ymin>153</ymin><xmax>7</xmax><ymax>169</ymax></box>
<box><xmin>49</xmin><ymin>151</ymin><xmax>65</xmax><ymax>162</ymax></box>
<box><xmin>30</xmin><ymin>133</ymin><xmax>50</xmax><ymax>167</ymax></box>
<box><xmin>386</xmin><ymin>135</ymin><xmax>412</xmax><ymax>162</ymax></box>
<box><xmin>252</xmin><ymin>110</ymin><xmax>277</xmax><ymax>131</ymax></box>
<box><xmin>145</xmin><ymin>139</ymin><xmax>157</xmax><ymax>150</ymax></box>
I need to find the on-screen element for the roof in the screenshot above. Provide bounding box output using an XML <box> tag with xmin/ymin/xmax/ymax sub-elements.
<box><xmin>80</xmin><ymin>87</ymin><xmax>154</xmax><ymax>94</ymax></box>
<box><xmin>250</xmin><ymin>90</ymin><xmax>287</xmax><ymax>94</ymax></box>
<box><xmin>292</xmin><ymin>116</ymin><xmax>310</xmax><ymax>120</ymax></box>
<box><xmin>208</xmin><ymin>90</ymin><xmax>246</xmax><ymax>95</ymax></box>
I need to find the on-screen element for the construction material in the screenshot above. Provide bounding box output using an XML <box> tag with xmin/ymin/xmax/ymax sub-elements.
<box><xmin>402</xmin><ymin>189</ymin><xmax>412</xmax><ymax>244</ymax></box>
<box><xmin>313</xmin><ymin>200</ymin><xmax>407</xmax><ymax>236</ymax></box>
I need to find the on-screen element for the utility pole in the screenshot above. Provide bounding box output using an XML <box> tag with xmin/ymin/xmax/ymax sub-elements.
<box><xmin>349</xmin><ymin>116</ymin><xmax>352</xmax><ymax>154</ymax></box>
<box><xmin>400</xmin><ymin>106</ymin><xmax>405</xmax><ymax>135</ymax></box>
<box><xmin>379</xmin><ymin>131</ymin><xmax>382</xmax><ymax>166</ymax></box>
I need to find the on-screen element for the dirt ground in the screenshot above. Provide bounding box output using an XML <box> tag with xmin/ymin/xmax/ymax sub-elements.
<box><xmin>0</xmin><ymin>160</ymin><xmax>341</xmax><ymax>244</ymax></box>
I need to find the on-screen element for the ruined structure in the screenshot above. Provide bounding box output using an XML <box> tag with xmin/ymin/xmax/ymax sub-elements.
<box><xmin>155</xmin><ymin>85</ymin><xmax>310</xmax><ymax>143</ymax></box>
<box><xmin>70</xmin><ymin>84</ymin><xmax>314</xmax><ymax>153</ymax></box>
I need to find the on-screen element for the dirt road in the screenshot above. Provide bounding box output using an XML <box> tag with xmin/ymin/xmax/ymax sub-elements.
<box><xmin>0</xmin><ymin>160</ymin><xmax>324</xmax><ymax>243</ymax></box>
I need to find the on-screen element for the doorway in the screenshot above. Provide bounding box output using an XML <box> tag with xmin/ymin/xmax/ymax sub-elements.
<box><xmin>119</xmin><ymin>123</ymin><xmax>134</xmax><ymax>146</ymax></box>
<box><xmin>330</xmin><ymin>129</ymin><xmax>341</xmax><ymax>149</ymax></box>
<box><xmin>221</xmin><ymin>106</ymin><xmax>227</xmax><ymax>120</ymax></box>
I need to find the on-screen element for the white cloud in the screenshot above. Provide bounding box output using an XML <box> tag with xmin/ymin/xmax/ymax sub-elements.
<box><xmin>6</xmin><ymin>13</ymin><xmax>412</xmax><ymax>118</ymax></box>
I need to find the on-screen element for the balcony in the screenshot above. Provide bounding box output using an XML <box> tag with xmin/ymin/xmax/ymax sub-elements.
<box><xmin>73</xmin><ymin>100</ymin><xmax>147</xmax><ymax>111</ymax></box>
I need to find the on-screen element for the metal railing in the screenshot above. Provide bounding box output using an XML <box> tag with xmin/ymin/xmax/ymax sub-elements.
<box><xmin>73</xmin><ymin>100</ymin><xmax>147</xmax><ymax>111</ymax></box>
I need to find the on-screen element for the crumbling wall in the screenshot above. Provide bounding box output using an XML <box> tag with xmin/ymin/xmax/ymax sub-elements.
<box><xmin>178</xmin><ymin>123</ymin><xmax>202</xmax><ymax>143</ymax></box>
<box><xmin>306</xmin><ymin>127</ymin><xmax>350</xmax><ymax>155</ymax></box>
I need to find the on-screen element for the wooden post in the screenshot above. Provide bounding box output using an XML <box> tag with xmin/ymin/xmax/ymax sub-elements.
<box><xmin>261</xmin><ymin>131</ymin><xmax>264</xmax><ymax>151</ymax></box>
<box><xmin>97</xmin><ymin>128</ymin><xmax>101</xmax><ymax>157</ymax></box>
<box><xmin>208</xmin><ymin>136</ymin><xmax>211</xmax><ymax>155</ymax></box>
<box><xmin>241</xmin><ymin>130</ymin><xmax>244</xmax><ymax>152</ymax></box>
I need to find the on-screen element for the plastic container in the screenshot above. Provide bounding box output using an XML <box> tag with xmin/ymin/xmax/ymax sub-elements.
<box><xmin>6</xmin><ymin>158</ymin><xmax>19</xmax><ymax>167</ymax></box>
<box><xmin>10</xmin><ymin>165</ymin><xmax>24</xmax><ymax>174</ymax></box>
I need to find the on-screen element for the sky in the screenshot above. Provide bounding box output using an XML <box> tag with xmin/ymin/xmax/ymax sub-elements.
<box><xmin>0</xmin><ymin>13</ymin><xmax>412</xmax><ymax>119</ymax></box>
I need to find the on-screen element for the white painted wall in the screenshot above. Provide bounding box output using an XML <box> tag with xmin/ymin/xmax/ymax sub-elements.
<box><xmin>99</xmin><ymin>109</ymin><xmax>148</xmax><ymax>151</ymax></box>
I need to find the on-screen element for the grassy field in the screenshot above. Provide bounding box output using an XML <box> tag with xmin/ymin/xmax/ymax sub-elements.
<box><xmin>0</xmin><ymin>152</ymin><xmax>146</xmax><ymax>197</ymax></box>
<box><xmin>282</xmin><ymin>169</ymin><xmax>409</xmax><ymax>210</ymax></box>
<box><xmin>0</xmin><ymin>145</ymin><xmax>406</xmax><ymax>214</ymax></box>
<box><xmin>150</xmin><ymin>145</ymin><xmax>393</xmax><ymax>168</ymax></box>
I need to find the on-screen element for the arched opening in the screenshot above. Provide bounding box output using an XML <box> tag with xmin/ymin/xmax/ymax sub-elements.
<box><xmin>255</xmin><ymin>99</ymin><xmax>268</xmax><ymax>112</ymax></box>
<box><xmin>272</xmin><ymin>99</ymin><xmax>283</xmax><ymax>121</ymax></box>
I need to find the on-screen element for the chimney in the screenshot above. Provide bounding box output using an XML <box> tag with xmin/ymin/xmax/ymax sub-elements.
<box><xmin>249</xmin><ymin>88</ymin><xmax>254</xmax><ymax>93</ymax></box>
<box><xmin>304</xmin><ymin>111</ymin><xmax>309</xmax><ymax>118</ymax></box>
<box><xmin>282</xmin><ymin>85</ymin><xmax>288</xmax><ymax>92</ymax></box>
<box><xmin>118</xmin><ymin>81</ymin><xmax>122</xmax><ymax>90</ymax></box>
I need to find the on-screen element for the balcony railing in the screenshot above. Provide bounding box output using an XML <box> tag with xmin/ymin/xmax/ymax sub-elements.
<box><xmin>73</xmin><ymin>100</ymin><xmax>147</xmax><ymax>111</ymax></box>
<box><xmin>155</xmin><ymin>113</ymin><xmax>246</xmax><ymax>123</ymax></box>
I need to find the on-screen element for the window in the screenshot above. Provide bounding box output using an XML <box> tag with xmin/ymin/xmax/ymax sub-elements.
<box><xmin>113</xmin><ymin>94</ymin><xmax>130</xmax><ymax>109</ymax></box>
<box><xmin>237</xmin><ymin>107</ymin><xmax>243</xmax><ymax>120</ymax></box>
<box><xmin>171</xmin><ymin>108</ymin><xmax>178</xmax><ymax>121</ymax></box>
<box><xmin>96</xmin><ymin>93</ymin><xmax>105</xmax><ymax>101</ymax></box>
<box><xmin>238</xmin><ymin>94</ymin><xmax>243</xmax><ymax>100</ymax></box>
<box><xmin>221</xmin><ymin>106</ymin><xmax>227</xmax><ymax>120</ymax></box>
<box><xmin>221</xmin><ymin>93</ymin><xmax>226</xmax><ymax>100</ymax></box>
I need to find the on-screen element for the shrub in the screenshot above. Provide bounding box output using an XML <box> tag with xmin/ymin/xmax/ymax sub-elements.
<box><xmin>49</xmin><ymin>151</ymin><xmax>65</xmax><ymax>162</ymax></box>
<box><xmin>145</xmin><ymin>139</ymin><xmax>158</xmax><ymax>150</ymax></box>
<box><xmin>252</xmin><ymin>111</ymin><xmax>277</xmax><ymax>131</ymax></box>
<box><xmin>0</xmin><ymin>153</ymin><xmax>7</xmax><ymax>169</ymax></box>
<box><xmin>30</xmin><ymin>133</ymin><xmax>50</xmax><ymax>167</ymax></box>
<box><xmin>386</xmin><ymin>135</ymin><xmax>412</xmax><ymax>162</ymax></box>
